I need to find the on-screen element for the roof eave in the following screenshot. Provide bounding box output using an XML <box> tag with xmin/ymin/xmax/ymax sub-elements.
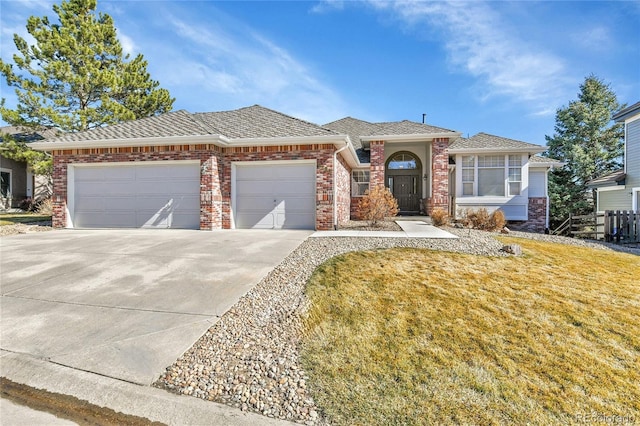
<box><xmin>360</xmin><ymin>132</ymin><xmax>461</xmax><ymax>144</ymax></box>
<box><xmin>529</xmin><ymin>161</ymin><xmax>565</xmax><ymax>168</ymax></box>
<box><xmin>612</xmin><ymin>102</ymin><xmax>640</xmax><ymax>122</ymax></box>
<box><xmin>29</xmin><ymin>134</ymin><xmax>230</xmax><ymax>151</ymax></box>
<box><xmin>448</xmin><ymin>147</ymin><xmax>545</xmax><ymax>154</ymax></box>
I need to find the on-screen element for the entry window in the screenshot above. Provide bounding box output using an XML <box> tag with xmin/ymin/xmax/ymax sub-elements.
<box><xmin>508</xmin><ymin>155</ymin><xmax>522</xmax><ymax>196</ymax></box>
<box><xmin>388</xmin><ymin>153</ymin><xmax>417</xmax><ymax>170</ymax></box>
<box><xmin>0</xmin><ymin>170</ymin><xmax>11</xmax><ymax>197</ymax></box>
<box><xmin>352</xmin><ymin>170</ymin><xmax>370</xmax><ymax>197</ymax></box>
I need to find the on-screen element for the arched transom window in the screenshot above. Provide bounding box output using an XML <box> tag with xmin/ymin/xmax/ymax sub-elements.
<box><xmin>387</xmin><ymin>153</ymin><xmax>418</xmax><ymax>170</ymax></box>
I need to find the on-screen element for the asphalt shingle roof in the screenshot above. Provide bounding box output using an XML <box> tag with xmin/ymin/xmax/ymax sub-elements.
<box><xmin>528</xmin><ymin>155</ymin><xmax>562</xmax><ymax>164</ymax></box>
<box><xmin>39</xmin><ymin>105</ymin><xmax>337</xmax><ymax>143</ymax></box>
<box><xmin>193</xmin><ymin>105</ymin><xmax>337</xmax><ymax>139</ymax></box>
<box><xmin>323</xmin><ymin>117</ymin><xmax>457</xmax><ymax>163</ymax></box>
<box><xmin>43</xmin><ymin>110</ymin><xmax>213</xmax><ymax>143</ymax></box>
<box><xmin>449</xmin><ymin>133</ymin><xmax>543</xmax><ymax>151</ymax></box>
<box><xmin>0</xmin><ymin>125</ymin><xmax>59</xmax><ymax>142</ymax></box>
<box><xmin>586</xmin><ymin>169</ymin><xmax>626</xmax><ymax>187</ymax></box>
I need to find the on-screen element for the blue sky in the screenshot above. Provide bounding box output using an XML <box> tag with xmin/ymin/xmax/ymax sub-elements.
<box><xmin>1</xmin><ymin>0</ymin><xmax>639</xmax><ymax>146</ymax></box>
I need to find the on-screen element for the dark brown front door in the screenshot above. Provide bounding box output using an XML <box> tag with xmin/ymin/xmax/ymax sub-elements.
<box><xmin>393</xmin><ymin>175</ymin><xmax>420</xmax><ymax>212</ymax></box>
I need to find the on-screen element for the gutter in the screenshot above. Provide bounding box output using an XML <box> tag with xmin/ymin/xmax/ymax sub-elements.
<box><xmin>333</xmin><ymin>144</ymin><xmax>349</xmax><ymax>230</ymax></box>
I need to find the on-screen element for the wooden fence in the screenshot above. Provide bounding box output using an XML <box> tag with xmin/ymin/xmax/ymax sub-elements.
<box><xmin>552</xmin><ymin>210</ymin><xmax>639</xmax><ymax>244</ymax></box>
<box><xmin>603</xmin><ymin>210</ymin><xmax>640</xmax><ymax>244</ymax></box>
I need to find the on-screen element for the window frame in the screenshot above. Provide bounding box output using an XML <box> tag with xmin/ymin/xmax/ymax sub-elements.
<box><xmin>351</xmin><ymin>170</ymin><xmax>370</xmax><ymax>197</ymax></box>
<box><xmin>459</xmin><ymin>154</ymin><xmax>524</xmax><ymax>198</ymax></box>
<box><xmin>0</xmin><ymin>168</ymin><xmax>12</xmax><ymax>198</ymax></box>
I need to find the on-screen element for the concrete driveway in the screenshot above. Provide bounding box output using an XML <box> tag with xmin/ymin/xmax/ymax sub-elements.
<box><xmin>0</xmin><ymin>229</ymin><xmax>311</xmax><ymax>386</ymax></box>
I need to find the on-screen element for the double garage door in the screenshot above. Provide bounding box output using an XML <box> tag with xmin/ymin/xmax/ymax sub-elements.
<box><xmin>72</xmin><ymin>162</ymin><xmax>201</xmax><ymax>229</ymax></box>
<box><xmin>70</xmin><ymin>161</ymin><xmax>316</xmax><ymax>230</ymax></box>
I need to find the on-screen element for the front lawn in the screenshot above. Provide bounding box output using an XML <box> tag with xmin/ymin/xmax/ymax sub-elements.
<box><xmin>301</xmin><ymin>238</ymin><xmax>639</xmax><ymax>425</ymax></box>
<box><xmin>0</xmin><ymin>213</ymin><xmax>51</xmax><ymax>226</ymax></box>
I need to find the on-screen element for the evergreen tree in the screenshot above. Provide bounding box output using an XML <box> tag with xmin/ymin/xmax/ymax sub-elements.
<box><xmin>0</xmin><ymin>0</ymin><xmax>174</xmax><ymax>133</ymax></box>
<box><xmin>545</xmin><ymin>75</ymin><xmax>624</xmax><ymax>225</ymax></box>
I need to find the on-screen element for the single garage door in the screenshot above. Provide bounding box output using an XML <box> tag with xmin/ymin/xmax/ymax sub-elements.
<box><xmin>235</xmin><ymin>162</ymin><xmax>315</xmax><ymax>229</ymax></box>
<box><xmin>72</xmin><ymin>162</ymin><xmax>200</xmax><ymax>229</ymax></box>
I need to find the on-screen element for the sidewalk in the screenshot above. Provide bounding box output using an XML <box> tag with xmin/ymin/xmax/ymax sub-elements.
<box><xmin>310</xmin><ymin>220</ymin><xmax>458</xmax><ymax>239</ymax></box>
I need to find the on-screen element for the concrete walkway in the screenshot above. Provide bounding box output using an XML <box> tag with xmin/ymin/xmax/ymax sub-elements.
<box><xmin>310</xmin><ymin>220</ymin><xmax>458</xmax><ymax>239</ymax></box>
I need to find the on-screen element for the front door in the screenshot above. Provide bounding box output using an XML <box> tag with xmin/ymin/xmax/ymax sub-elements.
<box><xmin>393</xmin><ymin>175</ymin><xmax>420</xmax><ymax>212</ymax></box>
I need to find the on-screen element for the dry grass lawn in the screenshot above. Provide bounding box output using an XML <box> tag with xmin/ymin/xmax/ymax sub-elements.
<box><xmin>301</xmin><ymin>238</ymin><xmax>640</xmax><ymax>425</ymax></box>
<box><xmin>0</xmin><ymin>213</ymin><xmax>51</xmax><ymax>226</ymax></box>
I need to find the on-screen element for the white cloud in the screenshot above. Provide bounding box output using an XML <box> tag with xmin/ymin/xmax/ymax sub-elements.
<box><xmin>117</xmin><ymin>29</ymin><xmax>137</xmax><ymax>56</ymax></box>
<box><xmin>368</xmin><ymin>1</ymin><xmax>570</xmax><ymax>116</ymax></box>
<box><xmin>310</xmin><ymin>0</ymin><xmax>344</xmax><ymax>14</ymax></box>
<box><xmin>160</xmin><ymin>13</ymin><xmax>349</xmax><ymax>123</ymax></box>
<box><xmin>570</xmin><ymin>26</ymin><xmax>612</xmax><ymax>51</ymax></box>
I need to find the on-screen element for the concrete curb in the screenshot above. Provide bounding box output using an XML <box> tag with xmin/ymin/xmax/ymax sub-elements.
<box><xmin>0</xmin><ymin>353</ymin><xmax>295</xmax><ymax>426</ymax></box>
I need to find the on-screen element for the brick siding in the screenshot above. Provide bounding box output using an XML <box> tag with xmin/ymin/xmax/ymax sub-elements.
<box><xmin>335</xmin><ymin>154</ymin><xmax>352</xmax><ymax>226</ymax></box>
<box><xmin>426</xmin><ymin>138</ymin><xmax>450</xmax><ymax>214</ymax></box>
<box><xmin>369</xmin><ymin>141</ymin><xmax>385</xmax><ymax>187</ymax></box>
<box><xmin>52</xmin><ymin>144</ymin><xmax>344</xmax><ymax>231</ymax></box>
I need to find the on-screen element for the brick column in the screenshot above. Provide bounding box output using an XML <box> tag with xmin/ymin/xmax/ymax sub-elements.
<box><xmin>526</xmin><ymin>197</ymin><xmax>547</xmax><ymax>233</ymax></box>
<box><xmin>52</xmin><ymin>154</ymin><xmax>67</xmax><ymax>228</ymax></box>
<box><xmin>427</xmin><ymin>138</ymin><xmax>449</xmax><ymax>215</ymax></box>
<box><xmin>369</xmin><ymin>141</ymin><xmax>385</xmax><ymax>188</ymax></box>
<box><xmin>200</xmin><ymin>152</ymin><xmax>223</xmax><ymax>230</ymax></box>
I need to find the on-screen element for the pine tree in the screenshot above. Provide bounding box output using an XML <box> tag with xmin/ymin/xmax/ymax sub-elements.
<box><xmin>545</xmin><ymin>75</ymin><xmax>624</xmax><ymax>225</ymax></box>
<box><xmin>0</xmin><ymin>0</ymin><xmax>174</xmax><ymax>133</ymax></box>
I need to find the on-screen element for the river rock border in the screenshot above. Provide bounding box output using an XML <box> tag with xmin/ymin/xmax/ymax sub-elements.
<box><xmin>154</xmin><ymin>228</ymin><xmax>637</xmax><ymax>424</ymax></box>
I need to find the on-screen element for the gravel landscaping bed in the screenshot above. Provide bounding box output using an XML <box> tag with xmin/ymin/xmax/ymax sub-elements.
<box><xmin>0</xmin><ymin>222</ymin><xmax>53</xmax><ymax>237</ymax></box>
<box><xmin>157</xmin><ymin>227</ymin><xmax>637</xmax><ymax>424</ymax></box>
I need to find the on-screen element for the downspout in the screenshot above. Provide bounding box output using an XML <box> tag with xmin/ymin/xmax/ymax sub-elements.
<box><xmin>333</xmin><ymin>144</ymin><xmax>349</xmax><ymax>230</ymax></box>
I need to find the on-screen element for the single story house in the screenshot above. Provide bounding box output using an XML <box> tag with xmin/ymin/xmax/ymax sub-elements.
<box><xmin>31</xmin><ymin>105</ymin><xmax>558</xmax><ymax>231</ymax></box>
<box><xmin>587</xmin><ymin>101</ymin><xmax>640</xmax><ymax>212</ymax></box>
<box><xmin>1</xmin><ymin>126</ymin><xmax>55</xmax><ymax>210</ymax></box>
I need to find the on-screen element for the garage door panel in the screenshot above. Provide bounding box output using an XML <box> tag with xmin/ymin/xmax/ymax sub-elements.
<box><xmin>274</xmin><ymin>181</ymin><xmax>315</xmax><ymax>195</ymax></box>
<box><xmin>236</xmin><ymin>212</ymin><xmax>275</xmax><ymax>229</ymax></box>
<box><xmin>236</xmin><ymin>196</ymin><xmax>274</xmax><ymax>211</ymax></box>
<box><xmin>274</xmin><ymin>165</ymin><xmax>316</xmax><ymax>179</ymax></box>
<box><xmin>73</xmin><ymin>163</ymin><xmax>199</xmax><ymax>229</ymax></box>
<box><xmin>235</xmin><ymin>163</ymin><xmax>315</xmax><ymax>230</ymax></box>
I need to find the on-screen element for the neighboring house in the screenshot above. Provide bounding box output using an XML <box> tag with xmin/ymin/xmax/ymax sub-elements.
<box><xmin>0</xmin><ymin>126</ymin><xmax>56</xmax><ymax>210</ymax></box>
<box><xmin>30</xmin><ymin>105</ymin><xmax>558</xmax><ymax>231</ymax></box>
<box><xmin>587</xmin><ymin>101</ymin><xmax>640</xmax><ymax>212</ymax></box>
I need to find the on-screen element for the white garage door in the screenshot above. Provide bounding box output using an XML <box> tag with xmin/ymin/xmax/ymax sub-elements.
<box><xmin>72</xmin><ymin>162</ymin><xmax>200</xmax><ymax>229</ymax></box>
<box><xmin>234</xmin><ymin>162</ymin><xmax>316</xmax><ymax>229</ymax></box>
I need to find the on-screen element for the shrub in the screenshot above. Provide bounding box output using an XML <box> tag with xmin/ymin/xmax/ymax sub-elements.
<box><xmin>430</xmin><ymin>208</ymin><xmax>449</xmax><ymax>227</ymax></box>
<box><xmin>488</xmin><ymin>209</ymin><xmax>506</xmax><ymax>231</ymax></box>
<box><xmin>459</xmin><ymin>208</ymin><xmax>506</xmax><ymax>231</ymax></box>
<box><xmin>18</xmin><ymin>197</ymin><xmax>34</xmax><ymax>211</ymax></box>
<box><xmin>357</xmin><ymin>185</ymin><xmax>399</xmax><ymax>226</ymax></box>
<box><xmin>36</xmin><ymin>198</ymin><xmax>53</xmax><ymax>215</ymax></box>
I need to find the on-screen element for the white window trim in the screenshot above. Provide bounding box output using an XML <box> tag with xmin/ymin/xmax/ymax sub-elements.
<box><xmin>351</xmin><ymin>170</ymin><xmax>370</xmax><ymax>197</ymax></box>
<box><xmin>0</xmin><ymin>167</ymin><xmax>12</xmax><ymax>198</ymax></box>
<box><xmin>459</xmin><ymin>154</ymin><xmax>526</xmax><ymax>198</ymax></box>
